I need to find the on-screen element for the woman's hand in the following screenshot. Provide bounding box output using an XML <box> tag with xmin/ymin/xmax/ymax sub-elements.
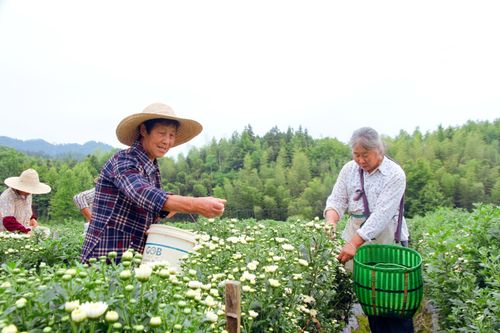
<box><xmin>337</xmin><ymin>242</ymin><xmax>357</xmax><ymax>263</ymax></box>
<box><xmin>163</xmin><ymin>195</ymin><xmax>226</xmax><ymax>218</ymax></box>
<box><xmin>337</xmin><ymin>234</ymin><xmax>364</xmax><ymax>264</ymax></box>
<box><xmin>194</xmin><ymin>197</ymin><xmax>226</xmax><ymax>218</ymax></box>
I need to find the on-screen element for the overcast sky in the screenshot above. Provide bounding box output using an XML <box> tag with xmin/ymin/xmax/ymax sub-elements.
<box><xmin>0</xmin><ymin>0</ymin><xmax>498</xmax><ymax>156</ymax></box>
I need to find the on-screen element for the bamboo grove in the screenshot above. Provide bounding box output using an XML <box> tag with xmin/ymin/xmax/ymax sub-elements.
<box><xmin>0</xmin><ymin>119</ymin><xmax>498</xmax><ymax>222</ymax></box>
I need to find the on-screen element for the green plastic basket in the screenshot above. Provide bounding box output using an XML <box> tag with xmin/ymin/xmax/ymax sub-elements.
<box><xmin>353</xmin><ymin>244</ymin><xmax>423</xmax><ymax>318</ymax></box>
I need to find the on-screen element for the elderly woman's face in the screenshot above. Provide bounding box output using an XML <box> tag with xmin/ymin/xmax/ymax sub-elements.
<box><xmin>140</xmin><ymin>123</ymin><xmax>177</xmax><ymax>159</ymax></box>
<box><xmin>14</xmin><ymin>189</ymin><xmax>30</xmax><ymax>198</ymax></box>
<box><xmin>352</xmin><ymin>144</ymin><xmax>383</xmax><ymax>173</ymax></box>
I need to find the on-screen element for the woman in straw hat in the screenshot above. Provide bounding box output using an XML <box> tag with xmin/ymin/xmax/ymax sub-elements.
<box><xmin>0</xmin><ymin>168</ymin><xmax>51</xmax><ymax>234</ymax></box>
<box><xmin>81</xmin><ymin>103</ymin><xmax>226</xmax><ymax>263</ymax></box>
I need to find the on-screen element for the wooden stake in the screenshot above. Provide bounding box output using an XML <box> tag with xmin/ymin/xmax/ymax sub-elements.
<box><xmin>225</xmin><ymin>280</ymin><xmax>241</xmax><ymax>333</ymax></box>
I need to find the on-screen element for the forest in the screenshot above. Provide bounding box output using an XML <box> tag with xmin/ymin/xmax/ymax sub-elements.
<box><xmin>0</xmin><ymin>119</ymin><xmax>498</xmax><ymax>222</ymax></box>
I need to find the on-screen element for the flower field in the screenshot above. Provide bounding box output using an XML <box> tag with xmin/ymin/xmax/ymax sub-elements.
<box><xmin>408</xmin><ymin>204</ymin><xmax>499</xmax><ymax>332</ymax></box>
<box><xmin>1</xmin><ymin>204</ymin><xmax>498</xmax><ymax>333</ymax></box>
<box><xmin>0</xmin><ymin>217</ymin><xmax>354</xmax><ymax>333</ymax></box>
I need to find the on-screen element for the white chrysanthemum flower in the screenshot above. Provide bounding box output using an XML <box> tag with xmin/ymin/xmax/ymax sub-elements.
<box><xmin>186</xmin><ymin>289</ymin><xmax>200</xmax><ymax>298</ymax></box>
<box><xmin>249</xmin><ymin>310</ymin><xmax>259</xmax><ymax>318</ymax></box>
<box><xmin>135</xmin><ymin>265</ymin><xmax>153</xmax><ymax>282</ymax></box>
<box><xmin>188</xmin><ymin>280</ymin><xmax>203</xmax><ymax>289</ymax></box>
<box><xmin>149</xmin><ymin>316</ymin><xmax>162</xmax><ymax>327</ymax></box>
<box><xmin>119</xmin><ymin>270</ymin><xmax>132</xmax><ymax>280</ymax></box>
<box><xmin>65</xmin><ymin>269</ymin><xmax>77</xmax><ymax>276</ymax></box>
<box><xmin>1</xmin><ymin>324</ymin><xmax>18</xmax><ymax>333</ymax></box>
<box><xmin>79</xmin><ymin>301</ymin><xmax>108</xmax><ymax>319</ymax></box>
<box><xmin>158</xmin><ymin>268</ymin><xmax>169</xmax><ymax>278</ymax></box>
<box><xmin>264</xmin><ymin>265</ymin><xmax>278</xmax><ymax>273</ymax></box>
<box><xmin>121</xmin><ymin>251</ymin><xmax>134</xmax><ymax>261</ymax></box>
<box><xmin>0</xmin><ymin>281</ymin><xmax>11</xmax><ymax>289</ymax></box>
<box><xmin>201</xmin><ymin>234</ymin><xmax>211</xmax><ymax>242</ymax></box>
<box><xmin>293</xmin><ymin>273</ymin><xmax>303</xmax><ymax>280</ymax></box>
<box><xmin>302</xmin><ymin>295</ymin><xmax>315</xmax><ymax>304</ymax></box>
<box><xmin>205</xmin><ymin>311</ymin><xmax>218</xmax><ymax>322</ymax></box>
<box><xmin>282</xmin><ymin>244</ymin><xmax>294</xmax><ymax>251</ymax></box>
<box><xmin>299</xmin><ymin>305</ymin><xmax>310</xmax><ymax>314</ymax></box>
<box><xmin>241</xmin><ymin>271</ymin><xmax>256</xmax><ymax>282</ymax></box>
<box><xmin>227</xmin><ymin>236</ymin><xmax>239</xmax><ymax>244</ymax></box>
<box><xmin>204</xmin><ymin>295</ymin><xmax>217</xmax><ymax>307</ymax></box>
<box><xmin>105</xmin><ymin>310</ymin><xmax>119</xmax><ymax>322</ymax></box>
<box><xmin>65</xmin><ymin>300</ymin><xmax>80</xmax><ymax>313</ymax></box>
<box><xmin>71</xmin><ymin>308</ymin><xmax>87</xmax><ymax>323</ymax></box>
<box><xmin>242</xmin><ymin>285</ymin><xmax>252</xmax><ymax>292</ymax></box>
<box><xmin>15</xmin><ymin>298</ymin><xmax>27</xmax><ymax>308</ymax></box>
<box><xmin>208</xmin><ymin>218</ymin><xmax>215</xmax><ymax>223</ymax></box>
<box><xmin>232</xmin><ymin>252</ymin><xmax>243</xmax><ymax>260</ymax></box>
<box><xmin>298</xmin><ymin>259</ymin><xmax>309</xmax><ymax>267</ymax></box>
<box><xmin>247</xmin><ymin>261</ymin><xmax>259</xmax><ymax>271</ymax></box>
<box><xmin>268</xmin><ymin>279</ymin><xmax>281</xmax><ymax>287</ymax></box>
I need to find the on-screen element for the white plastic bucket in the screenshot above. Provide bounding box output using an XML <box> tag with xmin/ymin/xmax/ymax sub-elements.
<box><xmin>142</xmin><ymin>224</ymin><xmax>196</xmax><ymax>268</ymax></box>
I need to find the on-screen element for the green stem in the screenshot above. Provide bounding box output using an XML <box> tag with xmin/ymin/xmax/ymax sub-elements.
<box><xmin>139</xmin><ymin>283</ymin><xmax>145</xmax><ymax>309</ymax></box>
<box><xmin>70</xmin><ymin>322</ymin><xmax>78</xmax><ymax>333</ymax></box>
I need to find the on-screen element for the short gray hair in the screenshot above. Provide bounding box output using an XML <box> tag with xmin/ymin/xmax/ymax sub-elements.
<box><xmin>349</xmin><ymin>127</ymin><xmax>385</xmax><ymax>154</ymax></box>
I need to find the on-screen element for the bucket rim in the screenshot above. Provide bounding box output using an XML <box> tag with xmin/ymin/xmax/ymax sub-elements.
<box><xmin>147</xmin><ymin>224</ymin><xmax>197</xmax><ymax>242</ymax></box>
<box><xmin>353</xmin><ymin>244</ymin><xmax>423</xmax><ymax>272</ymax></box>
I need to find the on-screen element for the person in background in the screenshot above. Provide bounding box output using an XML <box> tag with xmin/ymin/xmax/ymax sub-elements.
<box><xmin>73</xmin><ymin>186</ymin><xmax>95</xmax><ymax>236</ymax></box>
<box><xmin>81</xmin><ymin>102</ymin><xmax>226</xmax><ymax>263</ymax></box>
<box><xmin>324</xmin><ymin>127</ymin><xmax>412</xmax><ymax>333</ymax></box>
<box><xmin>0</xmin><ymin>169</ymin><xmax>51</xmax><ymax>234</ymax></box>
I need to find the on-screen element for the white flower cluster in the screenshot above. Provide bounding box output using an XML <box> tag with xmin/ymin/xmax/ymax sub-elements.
<box><xmin>65</xmin><ymin>300</ymin><xmax>109</xmax><ymax>322</ymax></box>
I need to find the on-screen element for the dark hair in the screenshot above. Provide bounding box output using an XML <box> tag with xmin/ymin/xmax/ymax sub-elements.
<box><xmin>142</xmin><ymin>118</ymin><xmax>180</xmax><ymax>134</ymax></box>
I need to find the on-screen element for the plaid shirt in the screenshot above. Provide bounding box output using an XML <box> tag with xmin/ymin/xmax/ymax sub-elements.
<box><xmin>81</xmin><ymin>140</ymin><xmax>168</xmax><ymax>263</ymax></box>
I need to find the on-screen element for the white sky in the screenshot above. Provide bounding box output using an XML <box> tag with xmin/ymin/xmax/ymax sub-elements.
<box><xmin>0</xmin><ymin>0</ymin><xmax>499</xmax><ymax>156</ymax></box>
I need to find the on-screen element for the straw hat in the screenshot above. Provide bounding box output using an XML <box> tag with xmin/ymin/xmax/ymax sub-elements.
<box><xmin>116</xmin><ymin>103</ymin><xmax>203</xmax><ymax>147</ymax></box>
<box><xmin>4</xmin><ymin>169</ymin><xmax>51</xmax><ymax>194</ymax></box>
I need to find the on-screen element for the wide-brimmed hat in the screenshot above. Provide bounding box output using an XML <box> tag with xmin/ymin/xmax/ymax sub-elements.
<box><xmin>116</xmin><ymin>103</ymin><xmax>203</xmax><ymax>147</ymax></box>
<box><xmin>4</xmin><ymin>169</ymin><xmax>51</xmax><ymax>194</ymax></box>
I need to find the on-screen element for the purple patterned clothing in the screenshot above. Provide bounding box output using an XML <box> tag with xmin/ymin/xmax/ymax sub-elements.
<box><xmin>80</xmin><ymin>140</ymin><xmax>168</xmax><ymax>263</ymax></box>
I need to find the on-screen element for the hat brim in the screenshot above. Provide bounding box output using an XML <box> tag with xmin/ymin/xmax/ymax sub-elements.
<box><xmin>116</xmin><ymin>112</ymin><xmax>203</xmax><ymax>147</ymax></box>
<box><xmin>5</xmin><ymin>177</ymin><xmax>52</xmax><ymax>194</ymax></box>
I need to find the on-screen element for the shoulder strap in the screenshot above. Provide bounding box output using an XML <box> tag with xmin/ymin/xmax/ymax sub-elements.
<box><xmin>358</xmin><ymin>168</ymin><xmax>371</xmax><ymax>218</ymax></box>
<box><xmin>394</xmin><ymin>194</ymin><xmax>405</xmax><ymax>243</ymax></box>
